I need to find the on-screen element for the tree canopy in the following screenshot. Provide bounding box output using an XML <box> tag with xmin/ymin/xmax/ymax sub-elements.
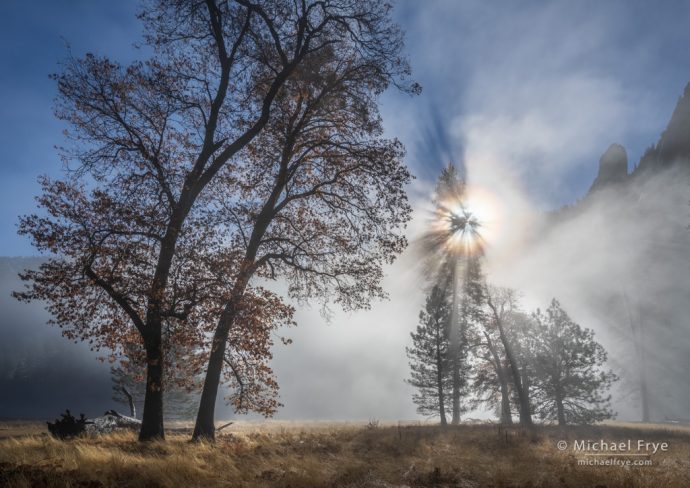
<box><xmin>15</xmin><ymin>0</ymin><xmax>419</xmax><ymax>441</ymax></box>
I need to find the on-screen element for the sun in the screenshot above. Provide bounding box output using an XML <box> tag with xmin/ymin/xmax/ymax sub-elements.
<box><xmin>435</xmin><ymin>185</ymin><xmax>503</xmax><ymax>256</ymax></box>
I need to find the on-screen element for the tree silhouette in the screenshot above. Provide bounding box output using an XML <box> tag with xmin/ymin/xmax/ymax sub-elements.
<box><xmin>406</xmin><ymin>284</ymin><xmax>453</xmax><ymax>424</ymax></box>
<box><xmin>191</xmin><ymin>9</ymin><xmax>419</xmax><ymax>438</ymax></box>
<box><xmin>484</xmin><ymin>286</ymin><xmax>534</xmax><ymax>427</ymax></box>
<box><xmin>530</xmin><ymin>299</ymin><xmax>618</xmax><ymax>425</ymax></box>
<box><xmin>15</xmin><ymin>0</ymin><xmax>416</xmax><ymax>441</ymax></box>
<box><xmin>473</xmin><ymin>323</ymin><xmax>514</xmax><ymax>425</ymax></box>
<box><xmin>420</xmin><ymin>164</ymin><xmax>484</xmax><ymax>424</ymax></box>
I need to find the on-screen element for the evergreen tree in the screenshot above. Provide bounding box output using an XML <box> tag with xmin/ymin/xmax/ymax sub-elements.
<box><xmin>421</xmin><ymin>163</ymin><xmax>484</xmax><ymax>424</ymax></box>
<box><xmin>452</xmin><ymin>254</ymin><xmax>484</xmax><ymax>419</ymax></box>
<box><xmin>530</xmin><ymin>299</ymin><xmax>618</xmax><ymax>425</ymax></box>
<box><xmin>406</xmin><ymin>285</ymin><xmax>453</xmax><ymax>424</ymax></box>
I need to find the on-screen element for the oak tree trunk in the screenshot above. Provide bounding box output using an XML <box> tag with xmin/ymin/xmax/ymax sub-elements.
<box><xmin>193</xmin><ymin>280</ymin><xmax>249</xmax><ymax>441</ymax></box>
<box><xmin>495</xmin><ymin>317</ymin><xmax>532</xmax><ymax>427</ymax></box>
<box><xmin>139</xmin><ymin>337</ymin><xmax>165</xmax><ymax>441</ymax></box>
<box><xmin>500</xmin><ymin>382</ymin><xmax>512</xmax><ymax>426</ymax></box>
<box><xmin>192</xmin><ymin>336</ymin><xmax>226</xmax><ymax>441</ymax></box>
<box><xmin>483</xmin><ymin>331</ymin><xmax>512</xmax><ymax>425</ymax></box>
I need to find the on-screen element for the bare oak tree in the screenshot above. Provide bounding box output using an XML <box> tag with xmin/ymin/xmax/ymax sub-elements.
<box><xmin>473</xmin><ymin>326</ymin><xmax>513</xmax><ymax>425</ymax></box>
<box><xmin>191</xmin><ymin>15</ymin><xmax>418</xmax><ymax>438</ymax></box>
<box><xmin>15</xmin><ymin>0</ymin><xmax>415</xmax><ymax>441</ymax></box>
<box><xmin>484</xmin><ymin>286</ymin><xmax>534</xmax><ymax>427</ymax></box>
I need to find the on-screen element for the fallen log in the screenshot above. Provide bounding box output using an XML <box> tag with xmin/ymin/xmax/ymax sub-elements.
<box><xmin>85</xmin><ymin>410</ymin><xmax>141</xmax><ymax>435</ymax></box>
<box><xmin>47</xmin><ymin>409</ymin><xmax>141</xmax><ymax>438</ymax></box>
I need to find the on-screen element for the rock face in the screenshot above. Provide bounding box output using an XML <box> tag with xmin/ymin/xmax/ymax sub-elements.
<box><xmin>635</xmin><ymin>82</ymin><xmax>690</xmax><ymax>174</ymax></box>
<box><xmin>588</xmin><ymin>143</ymin><xmax>628</xmax><ymax>193</ymax></box>
<box><xmin>588</xmin><ymin>82</ymin><xmax>690</xmax><ymax>194</ymax></box>
<box><xmin>652</xmin><ymin>82</ymin><xmax>690</xmax><ymax>166</ymax></box>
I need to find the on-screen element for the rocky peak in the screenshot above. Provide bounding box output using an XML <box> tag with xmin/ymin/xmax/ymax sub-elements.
<box><xmin>635</xmin><ymin>82</ymin><xmax>690</xmax><ymax>174</ymax></box>
<box><xmin>657</xmin><ymin>82</ymin><xmax>690</xmax><ymax>165</ymax></box>
<box><xmin>588</xmin><ymin>143</ymin><xmax>628</xmax><ymax>193</ymax></box>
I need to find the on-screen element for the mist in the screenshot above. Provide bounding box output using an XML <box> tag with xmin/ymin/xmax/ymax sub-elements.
<box><xmin>486</xmin><ymin>160</ymin><xmax>689</xmax><ymax>421</ymax></box>
<box><xmin>1</xmin><ymin>0</ymin><xmax>689</xmax><ymax>425</ymax></box>
<box><xmin>0</xmin><ymin>258</ymin><xmax>112</xmax><ymax>418</ymax></box>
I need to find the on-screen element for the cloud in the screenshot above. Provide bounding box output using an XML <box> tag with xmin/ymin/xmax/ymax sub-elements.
<box><xmin>388</xmin><ymin>0</ymin><xmax>671</xmax><ymax>203</ymax></box>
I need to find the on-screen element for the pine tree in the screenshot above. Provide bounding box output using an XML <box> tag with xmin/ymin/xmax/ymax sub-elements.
<box><xmin>530</xmin><ymin>299</ymin><xmax>618</xmax><ymax>425</ymax></box>
<box><xmin>406</xmin><ymin>285</ymin><xmax>454</xmax><ymax>424</ymax></box>
<box><xmin>451</xmin><ymin>254</ymin><xmax>484</xmax><ymax>419</ymax></box>
<box><xmin>421</xmin><ymin>163</ymin><xmax>484</xmax><ymax>424</ymax></box>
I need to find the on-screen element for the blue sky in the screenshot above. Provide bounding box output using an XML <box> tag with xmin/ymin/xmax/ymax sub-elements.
<box><xmin>2</xmin><ymin>0</ymin><xmax>690</xmax><ymax>255</ymax></box>
<box><xmin>0</xmin><ymin>0</ymin><xmax>142</xmax><ymax>256</ymax></box>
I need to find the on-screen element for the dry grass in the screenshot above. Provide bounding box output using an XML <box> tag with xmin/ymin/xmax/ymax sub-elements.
<box><xmin>1</xmin><ymin>420</ymin><xmax>690</xmax><ymax>487</ymax></box>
